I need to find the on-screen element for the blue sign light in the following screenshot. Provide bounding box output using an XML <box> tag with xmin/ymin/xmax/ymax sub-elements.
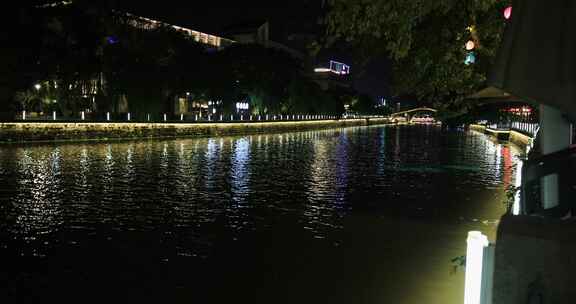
<box><xmin>464</xmin><ymin>52</ymin><xmax>476</xmax><ymax>65</ymax></box>
<box><xmin>106</xmin><ymin>36</ymin><xmax>119</xmax><ymax>45</ymax></box>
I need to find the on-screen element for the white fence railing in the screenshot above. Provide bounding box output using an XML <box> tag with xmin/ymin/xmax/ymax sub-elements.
<box><xmin>464</xmin><ymin>231</ymin><xmax>494</xmax><ymax>304</ymax></box>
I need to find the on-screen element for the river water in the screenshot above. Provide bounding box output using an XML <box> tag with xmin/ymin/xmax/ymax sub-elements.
<box><xmin>0</xmin><ymin>125</ymin><xmax>521</xmax><ymax>303</ymax></box>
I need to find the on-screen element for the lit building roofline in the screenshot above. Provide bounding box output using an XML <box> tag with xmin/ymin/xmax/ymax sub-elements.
<box><xmin>123</xmin><ymin>12</ymin><xmax>236</xmax><ymax>47</ymax></box>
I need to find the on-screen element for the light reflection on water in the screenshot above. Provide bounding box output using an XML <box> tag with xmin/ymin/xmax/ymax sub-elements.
<box><xmin>0</xmin><ymin>125</ymin><xmax>521</xmax><ymax>303</ymax></box>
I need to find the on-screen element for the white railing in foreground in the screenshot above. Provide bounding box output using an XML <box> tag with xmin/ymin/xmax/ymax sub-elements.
<box><xmin>464</xmin><ymin>231</ymin><xmax>494</xmax><ymax>304</ymax></box>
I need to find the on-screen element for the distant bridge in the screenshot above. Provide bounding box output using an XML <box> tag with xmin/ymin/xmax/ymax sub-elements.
<box><xmin>389</xmin><ymin>107</ymin><xmax>438</xmax><ymax>124</ymax></box>
<box><xmin>390</xmin><ymin>107</ymin><xmax>438</xmax><ymax>118</ymax></box>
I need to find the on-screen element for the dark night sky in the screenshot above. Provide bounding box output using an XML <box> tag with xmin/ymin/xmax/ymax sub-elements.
<box><xmin>116</xmin><ymin>0</ymin><xmax>324</xmax><ymax>38</ymax></box>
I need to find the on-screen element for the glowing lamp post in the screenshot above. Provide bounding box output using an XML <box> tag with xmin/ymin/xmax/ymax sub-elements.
<box><xmin>106</xmin><ymin>112</ymin><xmax>110</xmax><ymax>121</ymax></box>
<box><xmin>53</xmin><ymin>111</ymin><xmax>56</xmax><ymax>121</ymax></box>
<box><xmin>127</xmin><ymin>112</ymin><xmax>131</xmax><ymax>121</ymax></box>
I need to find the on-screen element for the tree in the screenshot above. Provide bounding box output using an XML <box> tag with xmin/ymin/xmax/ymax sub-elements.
<box><xmin>350</xmin><ymin>93</ymin><xmax>376</xmax><ymax>114</ymax></box>
<box><xmin>213</xmin><ymin>44</ymin><xmax>302</xmax><ymax>115</ymax></box>
<box><xmin>325</xmin><ymin>0</ymin><xmax>511</xmax><ymax>120</ymax></box>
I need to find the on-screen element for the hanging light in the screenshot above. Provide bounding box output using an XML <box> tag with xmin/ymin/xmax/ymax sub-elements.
<box><xmin>465</xmin><ymin>40</ymin><xmax>476</xmax><ymax>51</ymax></box>
<box><xmin>503</xmin><ymin>6</ymin><xmax>512</xmax><ymax>20</ymax></box>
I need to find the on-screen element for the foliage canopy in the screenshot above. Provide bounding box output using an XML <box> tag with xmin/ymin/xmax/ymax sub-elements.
<box><xmin>325</xmin><ymin>0</ymin><xmax>511</xmax><ymax>118</ymax></box>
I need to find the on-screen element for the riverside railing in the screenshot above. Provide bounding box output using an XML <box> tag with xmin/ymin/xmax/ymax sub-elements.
<box><xmin>14</xmin><ymin>111</ymin><xmax>374</xmax><ymax>123</ymax></box>
<box><xmin>520</xmin><ymin>146</ymin><xmax>576</xmax><ymax>216</ymax></box>
<box><xmin>479</xmin><ymin>120</ymin><xmax>539</xmax><ymax>137</ymax></box>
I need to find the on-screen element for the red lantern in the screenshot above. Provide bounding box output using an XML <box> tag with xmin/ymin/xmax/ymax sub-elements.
<box><xmin>504</xmin><ymin>6</ymin><xmax>512</xmax><ymax>20</ymax></box>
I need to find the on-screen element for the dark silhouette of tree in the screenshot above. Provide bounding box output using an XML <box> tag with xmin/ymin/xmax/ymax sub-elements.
<box><xmin>326</xmin><ymin>0</ymin><xmax>511</xmax><ymax>119</ymax></box>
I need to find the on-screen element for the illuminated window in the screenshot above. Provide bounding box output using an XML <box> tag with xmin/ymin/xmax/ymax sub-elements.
<box><xmin>208</xmin><ymin>35</ymin><xmax>216</xmax><ymax>46</ymax></box>
<box><xmin>191</xmin><ymin>32</ymin><xmax>199</xmax><ymax>42</ymax></box>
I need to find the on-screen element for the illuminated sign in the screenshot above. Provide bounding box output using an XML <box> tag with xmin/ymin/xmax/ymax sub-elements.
<box><xmin>330</xmin><ymin>60</ymin><xmax>350</xmax><ymax>75</ymax></box>
<box><xmin>465</xmin><ymin>52</ymin><xmax>476</xmax><ymax>65</ymax></box>
<box><xmin>314</xmin><ymin>61</ymin><xmax>351</xmax><ymax>75</ymax></box>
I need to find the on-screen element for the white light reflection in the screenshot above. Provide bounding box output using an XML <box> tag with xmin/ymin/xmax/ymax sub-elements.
<box><xmin>78</xmin><ymin>146</ymin><xmax>89</xmax><ymax>191</ymax></box>
<box><xmin>13</xmin><ymin>147</ymin><xmax>64</xmax><ymax>243</ymax></box>
<box><xmin>305</xmin><ymin>135</ymin><xmax>344</xmax><ymax>238</ymax></box>
<box><xmin>101</xmin><ymin>144</ymin><xmax>115</xmax><ymax>195</ymax></box>
<box><xmin>377</xmin><ymin>127</ymin><xmax>387</xmax><ymax>175</ymax></box>
<box><xmin>230</xmin><ymin>137</ymin><xmax>251</xmax><ymax>205</ymax></box>
<box><xmin>203</xmin><ymin>139</ymin><xmax>219</xmax><ymax>189</ymax></box>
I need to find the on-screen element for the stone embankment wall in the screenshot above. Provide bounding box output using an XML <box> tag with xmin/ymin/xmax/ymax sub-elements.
<box><xmin>0</xmin><ymin>118</ymin><xmax>391</xmax><ymax>143</ymax></box>
<box><xmin>469</xmin><ymin>124</ymin><xmax>533</xmax><ymax>149</ymax></box>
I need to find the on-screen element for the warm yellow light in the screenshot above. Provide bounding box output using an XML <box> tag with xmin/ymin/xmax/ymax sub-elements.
<box><xmin>466</xmin><ymin>40</ymin><xmax>475</xmax><ymax>51</ymax></box>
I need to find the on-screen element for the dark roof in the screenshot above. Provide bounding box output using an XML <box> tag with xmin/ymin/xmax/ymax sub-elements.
<box><xmin>220</xmin><ymin>20</ymin><xmax>268</xmax><ymax>36</ymax></box>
